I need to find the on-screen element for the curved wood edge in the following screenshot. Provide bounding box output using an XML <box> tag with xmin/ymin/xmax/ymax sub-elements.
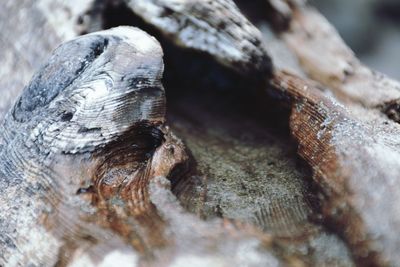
<box><xmin>270</xmin><ymin>70</ymin><xmax>400</xmax><ymax>266</ymax></box>
<box><xmin>267</xmin><ymin>1</ymin><xmax>400</xmax><ymax>124</ymax></box>
<box><xmin>124</xmin><ymin>0</ymin><xmax>273</xmax><ymax>79</ymax></box>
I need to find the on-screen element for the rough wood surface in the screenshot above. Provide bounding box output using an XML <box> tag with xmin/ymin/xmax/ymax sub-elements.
<box><xmin>0</xmin><ymin>26</ymin><xmax>167</xmax><ymax>266</ymax></box>
<box><xmin>1</xmin><ymin>0</ymin><xmax>400</xmax><ymax>266</ymax></box>
<box><xmin>168</xmin><ymin>86</ymin><xmax>354</xmax><ymax>266</ymax></box>
<box><xmin>274</xmin><ymin>2</ymin><xmax>400</xmax><ymax>123</ymax></box>
<box><xmin>270</xmin><ymin>71</ymin><xmax>400</xmax><ymax>267</ymax></box>
<box><xmin>124</xmin><ymin>0</ymin><xmax>272</xmax><ymax>78</ymax></box>
<box><xmin>0</xmin><ymin>26</ymin><xmax>292</xmax><ymax>267</ymax></box>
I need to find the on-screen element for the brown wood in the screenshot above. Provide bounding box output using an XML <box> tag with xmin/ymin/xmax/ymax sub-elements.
<box><xmin>270</xmin><ymin>71</ymin><xmax>400</xmax><ymax>266</ymax></box>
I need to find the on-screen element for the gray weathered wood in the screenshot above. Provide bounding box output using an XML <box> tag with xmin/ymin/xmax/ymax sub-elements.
<box><xmin>0</xmin><ymin>26</ymin><xmax>166</xmax><ymax>266</ymax></box>
<box><xmin>124</xmin><ymin>0</ymin><xmax>272</xmax><ymax>78</ymax></box>
<box><xmin>2</xmin><ymin>0</ymin><xmax>400</xmax><ymax>266</ymax></box>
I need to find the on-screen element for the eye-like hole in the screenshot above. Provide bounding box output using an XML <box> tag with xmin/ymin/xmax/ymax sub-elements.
<box><xmin>61</xmin><ymin>112</ymin><xmax>74</xmax><ymax>122</ymax></box>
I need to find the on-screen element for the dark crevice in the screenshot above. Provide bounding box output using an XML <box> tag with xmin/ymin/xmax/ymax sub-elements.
<box><xmin>76</xmin><ymin>185</ymin><xmax>95</xmax><ymax>195</ymax></box>
<box><xmin>78</xmin><ymin>127</ymin><xmax>102</xmax><ymax>134</ymax></box>
<box><xmin>97</xmin><ymin>121</ymin><xmax>165</xmax><ymax>162</ymax></box>
<box><xmin>83</xmin><ymin>0</ymin><xmax>266</xmax><ymax>96</ymax></box>
<box><xmin>381</xmin><ymin>100</ymin><xmax>400</xmax><ymax>123</ymax></box>
<box><xmin>60</xmin><ymin>112</ymin><xmax>74</xmax><ymax>122</ymax></box>
<box><xmin>234</xmin><ymin>0</ymin><xmax>291</xmax><ymax>32</ymax></box>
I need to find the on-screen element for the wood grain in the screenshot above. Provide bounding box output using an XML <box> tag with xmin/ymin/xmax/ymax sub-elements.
<box><xmin>2</xmin><ymin>0</ymin><xmax>400</xmax><ymax>266</ymax></box>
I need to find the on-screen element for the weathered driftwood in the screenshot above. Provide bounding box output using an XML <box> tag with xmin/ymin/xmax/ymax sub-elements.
<box><xmin>259</xmin><ymin>1</ymin><xmax>400</xmax><ymax>266</ymax></box>
<box><xmin>123</xmin><ymin>0</ymin><xmax>400</xmax><ymax>265</ymax></box>
<box><xmin>0</xmin><ymin>26</ymin><xmax>293</xmax><ymax>267</ymax></box>
<box><xmin>270</xmin><ymin>71</ymin><xmax>400</xmax><ymax>267</ymax></box>
<box><xmin>2</xmin><ymin>0</ymin><xmax>400</xmax><ymax>266</ymax></box>
<box><xmin>269</xmin><ymin>1</ymin><xmax>400</xmax><ymax>123</ymax></box>
<box><xmin>106</xmin><ymin>1</ymin><xmax>400</xmax><ymax>264</ymax></box>
<box><xmin>0</xmin><ymin>26</ymin><xmax>167</xmax><ymax>265</ymax></box>
<box><xmin>86</xmin><ymin>1</ymin><xmax>357</xmax><ymax>265</ymax></box>
<box><xmin>124</xmin><ymin>0</ymin><xmax>272</xmax><ymax>78</ymax></box>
